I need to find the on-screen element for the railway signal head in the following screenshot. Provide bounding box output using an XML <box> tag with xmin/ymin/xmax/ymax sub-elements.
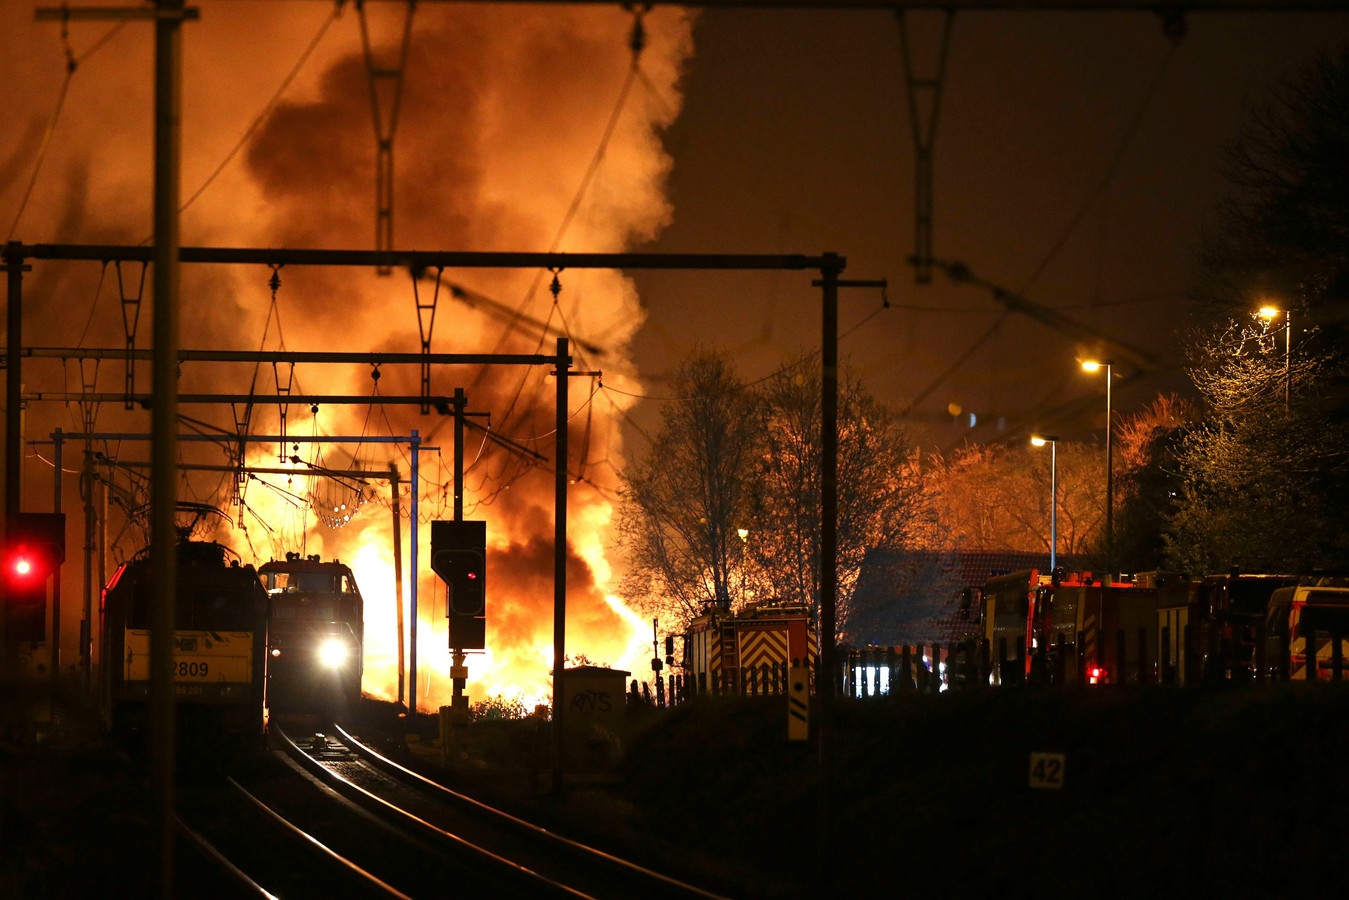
<box><xmin>2</xmin><ymin>513</ymin><xmax>65</xmax><ymax>644</ymax></box>
<box><xmin>432</xmin><ymin>520</ymin><xmax>488</xmax><ymax>650</ymax></box>
<box><xmin>431</xmin><ymin>520</ymin><xmax>487</xmax><ymax>616</ymax></box>
<box><xmin>3</xmin><ymin>513</ymin><xmax>65</xmax><ymax>595</ymax></box>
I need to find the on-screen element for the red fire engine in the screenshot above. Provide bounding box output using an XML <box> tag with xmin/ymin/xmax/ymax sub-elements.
<box><xmin>682</xmin><ymin>602</ymin><xmax>817</xmax><ymax>691</ymax></box>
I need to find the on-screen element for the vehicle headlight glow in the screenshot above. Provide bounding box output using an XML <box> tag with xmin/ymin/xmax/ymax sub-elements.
<box><xmin>318</xmin><ymin>639</ymin><xmax>349</xmax><ymax>669</ymax></box>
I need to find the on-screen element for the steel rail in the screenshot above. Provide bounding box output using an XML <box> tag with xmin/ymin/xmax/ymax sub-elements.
<box><xmin>226</xmin><ymin>777</ymin><xmax>414</xmax><ymax>900</ymax></box>
<box><xmin>174</xmin><ymin>817</ymin><xmax>281</xmax><ymax>900</ymax></box>
<box><xmin>332</xmin><ymin>722</ymin><xmax>734</xmax><ymax>900</ymax></box>
<box><xmin>274</xmin><ymin>724</ymin><xmax>595</xmax><ymax>900</ymax></box>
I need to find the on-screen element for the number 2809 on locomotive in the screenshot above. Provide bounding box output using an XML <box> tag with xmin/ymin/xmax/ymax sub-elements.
<box><xmin>259</xmin><ymin>553</ymin><xmax>365</xmax><ymax>716</ymax></box>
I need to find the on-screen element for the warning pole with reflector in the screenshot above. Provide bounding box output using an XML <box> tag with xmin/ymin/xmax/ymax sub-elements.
<box><xmin>788</xmin><ymin>663</ymin><xmax>809</xmax><ymax>741</ymax></box>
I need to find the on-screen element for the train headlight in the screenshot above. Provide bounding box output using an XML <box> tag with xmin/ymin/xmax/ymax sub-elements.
<box><xmin>318</xmin><ymin>639</ymin><xmax>349</xmax><ymax>669</ymax></box>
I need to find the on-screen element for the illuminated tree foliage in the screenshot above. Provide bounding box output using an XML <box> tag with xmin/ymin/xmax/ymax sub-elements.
<box><xmin>1169</xmin><ymin>47</ymin><xmax>1349</xmax><ymax>573</ymax></box>
<box><xmin>1165</xmin><ymin>316</ymin><xmax>1346</xmax><ymax>573</ymax></box>
<box><xmin>617</xmin><ymin>352</ymin><xmax>765</xmax><ymax>625</ymax></box>
<box><xmin>918</xmin><ymin>442</ymin><xmax>1102</xmax><ymax>560</ymax></box>
<box><xmin>617</xmin><ymin>352</ymin><xmax>926</xmax><ymax>632</ymax></box>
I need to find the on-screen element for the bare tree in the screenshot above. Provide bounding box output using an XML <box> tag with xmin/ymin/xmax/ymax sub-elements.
<box><xmin>616</xmin><ymin>352</ymin><xmax>764</xmax><ymax>626</ymax></box>
<box><xmin>750</xmin><ymin>361</ymin><xmax>926</xmax><ymax>632</ymax></box>
<box><xmin>617</xmin><ymin>353</ymin><xmax>927</xmax><ymax>636</ymax></box>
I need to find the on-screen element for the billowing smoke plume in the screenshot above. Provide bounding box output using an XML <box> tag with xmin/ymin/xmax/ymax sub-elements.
<box><xmin>1</xmin><ymin>4</ymin><xmax>693</xmax><ymax>706</ymax></box>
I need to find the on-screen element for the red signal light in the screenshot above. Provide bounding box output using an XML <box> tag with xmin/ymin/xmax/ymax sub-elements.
<box><xmin>13</xmin><ymin>556</ymin><xmax>33</xmax><ymax>577</ymax></box>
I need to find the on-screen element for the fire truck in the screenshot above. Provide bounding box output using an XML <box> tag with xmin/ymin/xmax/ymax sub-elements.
<box><xmin>1029</xmin><ymin>573</ymin><xmax>1159</xmax><ymax>685</ymax></box>
<box><xmin>1155</xmin><ymin>572</ymin><xmax>1297</xmax><ymax>684</ymax></box>
<box><xmin>979</xmin><ymin>569</ymin><xmax>1038</xmax><ymax>684</ymax></box>
<box><xmin>1259</xmin><ymin>584</ymin><xmax>1349</xmax><ymax>680</ymax></box>
<box><xmin>682</xmin><ymin>602</ymin><xmax>816</xmax><ymax>692</ymax></box>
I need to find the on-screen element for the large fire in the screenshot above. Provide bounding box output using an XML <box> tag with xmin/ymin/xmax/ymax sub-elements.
<box><xmin>2</xmin><ymin>4</ymin><xmax>695</xmax><ymax>708</ymax></box>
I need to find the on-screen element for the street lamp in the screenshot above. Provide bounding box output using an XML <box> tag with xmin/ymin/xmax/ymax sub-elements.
<box><xmin>1081</xmin><ymin>359</ymin><xmax>1114</xmax><ymax>576</ymax></box>
<box><xmin>1031</xmin><ymin>435</ymin><xmax>1059</xmax><ymax>572</ymax></box>
<box><xmin>1257</xmin><ymin>305</ymin><xmax>1292</xmax><ymax>409</ymax></box>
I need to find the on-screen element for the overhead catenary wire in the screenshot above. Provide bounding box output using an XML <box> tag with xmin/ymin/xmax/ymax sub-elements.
<box><xmin>1016</xmin><ymin>37</ymin><xmax>1181</xmax><ymax>298</ymax></box>
<box><xmin>476</xmin><ymin>10</ymin><xmax>649</xmax><ymax>464</ymax></box>
<box><xmin>169</xmin><ymin>5</ymin><xmax>342</xmax><ymax>232</ymax></box>
<box><xmin>6</xmin><ymin>18</ymin><xmax>127</xmax><ymax>241</ymax></box>
<box><xmin>902</xmin><ymin>38</ymin><xmax>1180</xmax><ymax>425</ymax></box>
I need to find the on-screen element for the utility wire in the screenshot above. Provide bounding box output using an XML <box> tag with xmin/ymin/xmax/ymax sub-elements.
<box><xmin>6</xmin><ymin>20</ymin><xmax>127</xmax><ymax>240</ymax></box>
<box><xmin>180</xmin><ymin>7</ymin><xmax>340</xmax><ymax>220</ymax></box>
<box><xmin>1017</xmin><ymin>39</ymin><xmax>1180</xmax><ymax>297</ymax></box>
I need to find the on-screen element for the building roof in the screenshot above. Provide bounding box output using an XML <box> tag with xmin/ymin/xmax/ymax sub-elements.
<box><xmin>846</xmin><ymin>548</ymin><xmax>1077</xmax><ymax>647</ymax></box>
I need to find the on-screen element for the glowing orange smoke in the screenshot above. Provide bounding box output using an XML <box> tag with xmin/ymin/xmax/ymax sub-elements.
<box><xmin>1</xmin><ymin>6</ymin><xmax>693</xmax><ymax>705</ymax></box>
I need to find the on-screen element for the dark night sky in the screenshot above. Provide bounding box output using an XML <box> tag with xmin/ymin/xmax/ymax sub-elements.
<box><xmin>630</xmin><ymin>8</ymin><xmax>1349</xmax><ymax>448</ymax></box>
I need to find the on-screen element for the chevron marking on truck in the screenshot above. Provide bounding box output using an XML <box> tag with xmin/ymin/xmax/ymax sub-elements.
<box><xmin>740</xmin><ymin>627</ymin><xmax>790</xmax><ymax>670</ymax></box>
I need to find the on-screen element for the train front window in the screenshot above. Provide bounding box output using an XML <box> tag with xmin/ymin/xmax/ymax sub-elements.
<box><xmin>188</xmin><ymin>592</ymin><xmax>254</xmax><ymax>631</ymax></box>
<box><xmin>297</xmin><ymin>572</ymin><xmax>335</xmax><ymax>593</ymax></box>
<box><xmin>269</xmin><ymin>571</ymin><xmax>337</xmax><ymax>593</ymax></box>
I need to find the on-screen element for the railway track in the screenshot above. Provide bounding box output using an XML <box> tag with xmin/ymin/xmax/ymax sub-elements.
<box><xmin>174</xmin><ymin>722</ymin><xmax>733</xmax><ymax>899</ymax></box>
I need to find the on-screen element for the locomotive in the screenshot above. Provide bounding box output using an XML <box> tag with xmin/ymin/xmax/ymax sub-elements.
<box><xmin>258</xmin><ymin>553</ymin><xmax>364</xmax><ymax>718</ymax></box>
<box><xmin>100</xmin><ymin>537</ymin><xmax>269</xmax><ymax>749</ymax></box>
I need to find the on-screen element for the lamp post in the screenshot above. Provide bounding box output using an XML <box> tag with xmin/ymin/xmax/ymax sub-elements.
<box><xmin>1031</xmin><ymin>435</ymin><xmax>1059</xmax><ymax>572</ymax></box>
<box><xmin>1081</xmin><ymin>359</ymin><xmax>1114</xmax><ymax>577</ymax></box>
<box><xmin>1257</xmin><ymin>305</ymin><xmax>1292</xmax><ymax>410</ymax></box>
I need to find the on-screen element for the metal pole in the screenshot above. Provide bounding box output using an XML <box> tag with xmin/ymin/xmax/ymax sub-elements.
<box><xmin>82</xmin><ymin>450</ymin><xmax>95</xmax><ymax>692</ymax></box>
<box><xmin>1104</xmin><ymin>362</ymin><xmax>1113</xmax><ymax>579</ymax></box>
<box><xmin>1050</xmin><ymin>439</ymin><xmax>1058</xmax><ymax>572</ymax></box>
<box><xmin>454</xmin><ymin>388</ymin><xmax>464</xmax><ymax>520</ymax></box>
<box><xmin>819</xmin><ymin>258</ymin><xmax>841</xmax><ymax>698</ymax></box>
<box><xmin>389</xmin><ymin>463</ymin><xmax>405</xmax><ymax>710</ymax></box>
<box><xmin>52</xmin><ymin>429</ymin><xmax>62</xmax><ymax>689</ymax></box>
<box><xmin>818</xmin><ymin>253</ymin><xmax>841</xmax><ymax>895</ymax></box>
<box><xmin>3</xmin><ymin>244</ymin><xmax>28</xmax><ymax>664</ymax></box>
<box><xmin>450</xmin><ymin>388</ymin><xmax>466</xmax><ymax>733</ymax></box>
<box><xmin>552</xmin><ymin>338</ymin><xmax>569</xmax><ymax>793</ymax></box>
<box><xmin>1285</xmin><ymin>314</ymin><xmax>1292</xmax><ymax>410</ymax></box>
<box><xmin>4</xmin><ymin>245</ymin><xmax>24</xmax><ymax>526</ymax></box>
<box><xmin>409</xmin><ymin>429</ymin><xmax>420</xmax><ymax>714</ymax></box>
<box><xmin>149</xmin><ymin>3</ymin><xmax>185</xmax><ymax>894</ymax></box>
<box><xmin>99</xmin><ymin>476</ymin><xmax>107</xmax><ymax>675</ymax></box>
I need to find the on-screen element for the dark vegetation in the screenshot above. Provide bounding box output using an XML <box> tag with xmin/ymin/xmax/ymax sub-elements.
<box><xmin>5</xmin><ymin>685</ymin><xmax>1349</xmax><ymax>898</ymax></box>
<box><xmin>426</xmin><ymin>686</ymin><xmax>1349</xmax><ymax>899</ymax></box>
